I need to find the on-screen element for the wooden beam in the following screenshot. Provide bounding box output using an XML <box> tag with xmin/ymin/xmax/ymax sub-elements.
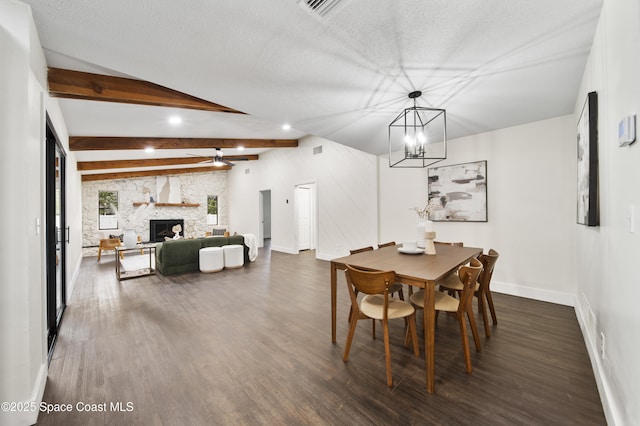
<box><xmin>70</xmin><ymin>137</ymin><xmax>298</xmax><ymax>151</ymax></box>
<box><xmin>81</xmin><ymin>165</ymin><xmax>233</xmax><ymax>182</ymax></box>
<box><xmin>77</xmin><ymin>155</ymin><xmax>259</xmax><ymax>171</ymax></box>
<box><xmin>48</xmin><ymin>68</ymin><xmax>243</xmax><ymax>114</ymax></box>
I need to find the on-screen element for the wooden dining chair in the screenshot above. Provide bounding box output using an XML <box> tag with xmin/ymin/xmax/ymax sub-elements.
<box><xmin>438</xmin><ymin>249</ymin><xmax>500</xmax><ymax>337</ymax></box>
<box><xmin>349</xmin><ymin>246</ymin><xmax>404</xmax><ymax>300</ymax></box>
<box><xmin>350</xmin><ymin>246</ymin><xmax>374</xmax><ymax>255</ymax></box>
<box><xmin>377</xmin><ymin>241</ymin><xmax>396</xmax><ymax>248</ymax></box>
<box><xmin>410</xmin><ymin>258</ymin><xmax>483</xmax><ymax>374</ymax></box>
<box><xmin>343</xmin><ymin>264</ymin><xmax>420</xmax><ymax>388</ymax></box>
<box><xmin>434</xmin><ymin>241</ymin><xmax>464</xmax><ymax>247</ymax></box>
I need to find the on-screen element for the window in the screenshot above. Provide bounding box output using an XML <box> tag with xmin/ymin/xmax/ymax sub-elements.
<box><xmin>207</xmin><ymin>195</ymin><xmax>218</xmax><ymax>225</ymax></box>
<box><xmin>98</xmin><ymin>191</ymin><xmax>119</xmax><ymax>230</ymax></box>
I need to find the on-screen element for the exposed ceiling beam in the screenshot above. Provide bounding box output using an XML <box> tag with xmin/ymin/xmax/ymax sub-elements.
<box><xmin>48</xmin><ymin>68</ymin><xmax>243</xmax><ymax>113</ymax></box>
<box><xmin>81</xmin><ymin>165</ymin><xmax>233</xmax><ymax>182</ymax></box>
<box><xmin>69</xmin><ymin>137</ymin><xmax>298</xmax><ymax>151</ymax></box>
<box><xmin>77</xmin><ymin>155</ymin><xmax>259</xmax><ymax>171</ymax></box>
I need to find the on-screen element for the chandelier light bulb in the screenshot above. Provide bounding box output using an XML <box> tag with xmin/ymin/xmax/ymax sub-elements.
<box><xmin>417</xmin><ymin>132</ymin><xmax>426</xmax><ymax>145</ymax></box>
<box><xmin>404</xmin><ymin>134</ymin><xmax>414</xmax><ymax>146</ymax></box>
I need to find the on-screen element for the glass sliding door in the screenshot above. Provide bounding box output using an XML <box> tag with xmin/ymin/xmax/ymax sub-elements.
<box><xmin>46</xmin><ymin>116</ymin><xmax>66</xmax><ymax>358</ymax></box>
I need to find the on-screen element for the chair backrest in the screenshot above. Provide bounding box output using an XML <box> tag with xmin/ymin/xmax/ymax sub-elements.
<box><xmin>377</xmin><ymin>241</ymin><xmax>396</xmax><ymax>248</ymax></box>
<box><xmin>434</xmin><ymin>241</ymin><xmax>464</xmax><ymax>247</ymax></box>
<box><xmin>477</xmin><ymin>249</ymin><xmax>499</xmax><ymax>294</ymax></box>
<box><xmin>344</xmin><ymin>264</ymin><xmax>395</xmax><ymax>321</ymax></box>
<box><xmin>350</xmin><ymin>246</ymin><xmax>374</xmax><ymax>255</ymax></box>
<box><xmin>457</xmin><ymin>258</ymin><xmax>483</xmax><ymax>314</ymax></box>
<box><xmin>344</xmin><ymin>264</ymin><xmax>395</xmax><ymax>296</ymax></box>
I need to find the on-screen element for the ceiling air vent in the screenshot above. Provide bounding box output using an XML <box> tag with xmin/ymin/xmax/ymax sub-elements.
<box><xmin>298</xmin><ymin>0</ymin><xmax>350</xmax><ymax>19</ymax></box>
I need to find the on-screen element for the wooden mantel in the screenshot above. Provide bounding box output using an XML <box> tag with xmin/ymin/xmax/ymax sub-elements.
<box><xmin>133</xmin><ymin>202</ymin><xmax>200</xmax><ymax>207</ymax></box>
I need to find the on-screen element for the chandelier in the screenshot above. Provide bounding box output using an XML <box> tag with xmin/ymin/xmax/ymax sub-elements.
<box><xmin>388</xmin><ymin>91</ymin><xmax>447</xmax><ymax>168</ymax></box>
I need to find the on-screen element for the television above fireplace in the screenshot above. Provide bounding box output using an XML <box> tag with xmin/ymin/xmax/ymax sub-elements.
<box><xmin>150</xmin><ymin>219</ymin><xmax>184</xmax><ymax>242</ymax></box>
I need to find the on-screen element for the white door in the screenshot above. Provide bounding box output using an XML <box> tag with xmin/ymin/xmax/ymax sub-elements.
<box><xmin>297</xmin><ymin>186</ymin><xmax>311</xmax><ymax>251</ymax></box>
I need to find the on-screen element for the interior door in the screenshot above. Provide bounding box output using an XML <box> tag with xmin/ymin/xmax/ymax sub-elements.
<box><xmin>46</xmin><ymin>118</ymin><xmax>66</xmax><ymax>358</ymax></box>
<box><xmin>296</xmin><ymin>186</ymin><xmax>311</xmax><ymax>251</ymax></box>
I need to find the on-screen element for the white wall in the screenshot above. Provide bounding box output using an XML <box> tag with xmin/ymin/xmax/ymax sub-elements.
<box><xmin>379</xmin><ymin>115</ymin><xmax>578</xmax><ymax>305</ymax></box>
<box><xmin>0</xmin><ymin>4</ymin><xmax>84</xmax><ymax>425</ymax></box>
<box><xmin>574</xmin><ymin>0</ymin><xmax>640</xmax><ymax>424</ymax></box>
<box><xmin>228</xmin><ymin>135</ymin><xmax>378</xmax><ymax>259</ymax></box>
<box><xmin>0</xmin><ymin>2</ymin><xmax>48</xmax><ymax>425</ymax></box>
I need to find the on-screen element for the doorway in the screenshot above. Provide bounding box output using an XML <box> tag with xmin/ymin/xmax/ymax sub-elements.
<box><xmin>259</xmin><ymin>190</ymin><xmax>271</xmax><ymax>247</ymax></box>
<box><xmin>295</xmin><ymin>183</ymin><xmax>317</xmax><ymax>252</ymax></box>
<box><xmin>46</xmin><ymin>116</ymin><xmax>66</xmax><ymax>359</ymax></box>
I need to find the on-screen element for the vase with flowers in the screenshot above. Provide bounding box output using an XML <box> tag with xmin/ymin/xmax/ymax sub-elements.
<box><xmin>410</xmin><ymin>199</ymin><xmax>440</xmax><ymax>248</ymax></box>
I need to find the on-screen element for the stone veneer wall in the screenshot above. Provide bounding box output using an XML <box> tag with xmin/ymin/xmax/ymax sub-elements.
<box><xmin>82</xmin><ymin>171</ymin><xmax>228</xmax><ymax>256</ymax></box>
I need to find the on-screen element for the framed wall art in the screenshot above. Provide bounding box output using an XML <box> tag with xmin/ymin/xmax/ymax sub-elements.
<box><xmin>577</xmin><ymin>91</ymin><xmax>599</xmax><ymax>226</ymax></box>
<box><xmin>427</xmin><ymin>160</ymin><xmax>487</xmax><ymax>222</ymax></box>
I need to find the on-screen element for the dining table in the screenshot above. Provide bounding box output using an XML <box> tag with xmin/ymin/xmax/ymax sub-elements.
<box><xmin>330</xmin><ymin>242</ymin><xmax>483</xmax><ymax>393</ymax></box>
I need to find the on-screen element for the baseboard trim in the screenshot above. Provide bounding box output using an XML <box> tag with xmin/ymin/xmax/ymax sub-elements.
<box><xmin>68</xmin><ymin>253</ymin><xmax>83</xmax><ymax>299</ymax></box>
<box><xmin>270</xmin><ymin>245</ymin><xmax>299</xmax><ymax>255</ymax></box>
<box><xmin>575</xmin><ymin>303</ymin><xmax>624</xmax><ymax>426</ymax></box>
<box><xmin>3</xmin><ymin>361</ymin><xmax>48</xmax><ymax>426</ymax></box>
<box><xmin>491</xmin><ymin>280</ymin><xmax>576</xmax><ymax>306</ymax></box>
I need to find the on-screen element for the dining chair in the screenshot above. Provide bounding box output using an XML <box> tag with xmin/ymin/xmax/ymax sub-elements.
<box><xmin>409</xmin><ymin>258</ymin><xmax>483</xmax><ymax>374</ymax></box>
<box><xmin>377</xmin><ymin>241</ymin><xmax>396</xmax><ymax>248</ymax></box>
<box><xmin>438</xmin><ymin>249</ymin><xmax>500</xmax><ymax>337</ymax></box>
<box><xmin>343</xmin><ymin>264</ymin><xmax>420</xmax><ymax>388</ymax></box>
<box><xmin>434</xmin><ymin>241</ymin><xmax>464</xmax><ymax>247</ymax></box>
<box><xmin>434</xmin><ymin>241</ymin><xmax>464</xmax><ymax>284</ymax></box>
<box><xmin>349</xmin><ymin>246</ymin><xmax>404</xmax><ymax>301</ymax></box>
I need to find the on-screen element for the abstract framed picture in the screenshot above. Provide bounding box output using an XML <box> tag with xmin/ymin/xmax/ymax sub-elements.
<box><xmin>577</xmin><ymin>91</ymin><xmax>599</xmax><ymax>226</ymax></box>
<box><xmin>427</xmin><ymin>160</ymin><xmax>487</xmax><ymax>222</ymax></box>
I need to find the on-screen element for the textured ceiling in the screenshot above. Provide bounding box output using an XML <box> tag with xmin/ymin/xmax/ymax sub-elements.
<box><xmin>22</xmin><ymin>0</ymin><xmax>603</xmax><ymax>164</ymax></box>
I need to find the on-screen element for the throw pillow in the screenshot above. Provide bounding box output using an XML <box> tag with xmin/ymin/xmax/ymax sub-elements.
<box><xmin>212</xmin><ymin>228</ymin><xmax>226</xmax><ymax>236</ymax></box>
<box><xmin>109</xmin><ymin>234</ymin><xmax>124</xmax><ymax>242</ymax></box>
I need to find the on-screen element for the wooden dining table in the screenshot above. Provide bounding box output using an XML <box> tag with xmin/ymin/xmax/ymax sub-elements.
<box><xmin>330</xmin><ymin>243</ymin><xmax>483</xmax><ymax>393</ymax></box>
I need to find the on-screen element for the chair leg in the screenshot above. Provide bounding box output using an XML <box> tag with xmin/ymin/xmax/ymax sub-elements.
<box><xmin>372</xmin><ymin>319</ymin><xmax>376</xmax><ymax>339</ymax></box>
<box><xmin>477</xmin><ymin>293</ymin><xmax>491</xmax><ymax>338</ymax></box>
<box><xmin>406</xmin><ymin>314</ymin><xmax>420</xmax><ymax>357</ymax></box>
<box><xmin>348</xmin><ymin>289</ymin><xmax>359</xmax><ymax>323</ymax></box>
<box><xmin>343</xmin><ymin>313</ymin><xmax>359</xmax><ymax>362</ymax></box>
<box><xmin>97</xmin><ymin>247</ymin><xmax>102</xmax><ymax>261</ymax></box>
<box><xmin>397</xmin><ymin>287</ymin><xmax>404</xmax><ymax>301</ymax></box>
<box><xmin>457</xmin><ymin>314</ymin><xmax>473</xmax><ymax>374</ymax></box>
<box><xmin>486</xmin><ymin>291</ymin><xmax>498</xmax><ymax>325</ymax></box>
<box><xmin>466</xmin><ymin>309</ymin><xmax>482</xmax><ymax>352</ymax></box>
<box><xmin>382</xmin><ymin>319</ymin><xmax>393</xmax><ymax>388</ymax></box>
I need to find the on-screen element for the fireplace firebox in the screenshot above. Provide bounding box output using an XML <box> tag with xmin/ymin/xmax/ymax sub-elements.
<box><xmin>150</xmin><ymin>219</ymin><xmax>184</xmax><ymax>242</ymax></box>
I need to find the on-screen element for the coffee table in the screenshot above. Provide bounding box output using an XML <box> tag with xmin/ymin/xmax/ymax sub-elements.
<box><xmin>115</xmin><ymin>244</ymin><xmax>156</xmax><ymax>280</ymax></box>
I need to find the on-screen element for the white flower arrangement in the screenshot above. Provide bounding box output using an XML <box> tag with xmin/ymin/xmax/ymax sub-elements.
<box><xmin>410</xmin><ymin>199</ymin><xmax>442</xmax><ymax>220</ymax></box>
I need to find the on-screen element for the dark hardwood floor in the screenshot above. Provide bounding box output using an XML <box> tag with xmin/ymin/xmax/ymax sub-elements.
<box><xmin>37</xmin><ymin>246</ymin><xmax>606</xmax><ymax>425</ymax></box>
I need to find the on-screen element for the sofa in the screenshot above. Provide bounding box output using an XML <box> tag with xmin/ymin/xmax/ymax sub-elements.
<box><xmin>155</xmin><ymin>235</ymin><xmax>249</xmax><ymax>275</ymax></box>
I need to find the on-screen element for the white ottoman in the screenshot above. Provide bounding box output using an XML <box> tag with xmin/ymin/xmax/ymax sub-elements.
<box><xmin>199</xmin><ymin>247</ymin><xmax>224</xmax><ymax>273</ymax></box>
<box><xmin>223</xmin><ymin>244</ymin><xmax>244</xmax><ymax>269</ymax></box>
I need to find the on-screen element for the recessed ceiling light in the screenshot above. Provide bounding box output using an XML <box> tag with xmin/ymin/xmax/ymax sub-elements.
<box><xmin>282</xmin><ymin>123</ymin><xmax>291</xmax><ymax>131</ymax></box>
<box><xmin>168</xmin><ymin>116</ymin><xmax>182</xmax><ymax>125</ymax></box>
<box><xmin>144</xmin><ymin>147</ymin><xmax>155</xmax><ymax>153</ymax></box>
<box><xmin>237</xmin><ymin>146</ymin><xmax>245</xmax><ymax>151</ymax></box>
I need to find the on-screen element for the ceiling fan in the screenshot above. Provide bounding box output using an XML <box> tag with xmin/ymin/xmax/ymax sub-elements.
<box><xmin>190</xmin><ymin>148</ymin><xmax>235</xmax><ymax>167</ymax></box>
